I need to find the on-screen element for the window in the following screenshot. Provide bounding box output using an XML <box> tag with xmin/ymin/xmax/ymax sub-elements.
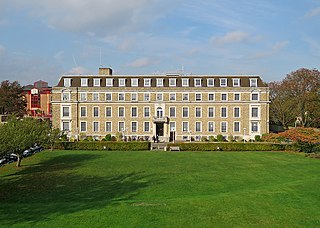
<box><xmin>221</xmin><ymin>93</ymin><xmax>227</xmax><ymax>101</ymax></box>
<box><xmin>182</xmin><ymin>122</ymin><xmax>189</xmax><ymax>132</ymax></box>
<box><xmin>81</xmin><ymin>78</ymin><xmax>88</xmax><ymax>87</ymax></box>
<box><xmin>220</xmin><ymin>78</ymin><xmax>227</xmax><ymax>87</ymax></box>
<box><xmin>208</xmin><ymin>93</ymin><xmax>215</xmax><ymax>101</ymax></box>
<box><xmin>252</xmin><ymin>122</ymin><xmax>259</xmax><ymax>132</ymax></box>
<box><xmin>251</xmin><ymin>93</ymin><xmax>259</xmax><ymax>101</ymax></box>
<box><xmin>80</xmin><ymin>93</ymin><xmax>87</xmax><ymax>101</ymax></box>
<box><xmin>144</xmin><ymin>107</ymin><xmax>150</xmax><ymax>117</ymax></box>
<box><xmin>182</xmin><ymin>107</ymin><xmax>189</xmax><ymax>118</ymax></box>
<box><xmin>144</xmin><ymin>122</ymin><xmax>150</xmax><ymax>132</ymax></box>
<box><xmin>195</xmin><ymin>93</ymin><xmax>202</xmax><ymax>101</ymax></box>
<box><xmin>156</xmin><ymin>93</ymin><xmax>163</xmax><ymax>101</ymax></box>
<box><xmin>234</xmin><ymin>107</ymin><xmax>240</xmax><ymax>118</ymax></box>
<box><xmin>93</xmin><ymin>107</ymin><xmax>99</xmax><ymax>117</ymax></box>
<box><xmin>233</xmin><ymin>78</ymin><xmax>240</xmax><ymax>87</ymax></box>
<box><xmin>80</xmin><ymin>107</ymin><xmax>86</xmax><ymax>117</ymax></box>
<box><xmin>80</xmin><ymin>122</ymin><xmax>87</xmax><ymax>132</ymax></box>
<box><xmin>252</xmin><ymin>107</ymin><xmax>259</xmax><ymax>118</ymax></box>
<box><xmin>105</xmin><ymin>107</ymin><xmax>112</xmax><ymax>117</ymax></box>
<box><xmin>182</xmin><ymin>93</ymin><xmax>189</xmax><ymax>101</ymax></box>
<box><xmin>62</xmin><ymin>121</ymin><xmax>70</xmax><ymax>131</ymax></box>
<box><xmin>131</xmin><ymin>122</ymin><xmax>137</xmax><ymax>132</ymax></box>
<box><xmin>182</xmin><ymin>78</ymin><xmax>189</xmax><ymax>87</ymax></box>
<box><xmin>106</xmin><ymin>122</ymin><xmax>112</xmax><ymax>132</ymax></box>
<box><xmin>156</xmin><ymin>107</ymin><xmax>163</xmax><ymax>118</ymax></box>
<box><xmin>131</xmin><ymin>107</ymin><xmax>137</xmax><ymax>117</ymax></box>
<box><xmin>169</xmin><ymin>78</ymin><xmax>176</xmax><ymax>87</ymax></box>
<box><xmin>234</xmin><ymin>93</ymin><xmax>240</xmax><ymax>101</ymax></box>
<box><xmin>234</xmin><ymin>122</ymin><xmax>240</xmax><ymax>132</ymax></box>
<box><xmin>170</xmin><ymin>122</ymin><xmax>176</xmax><ymax>131</ymax></box>
<box><xmin>221</xmin><ymin>122</ymin><xmax>227</xmax><ymax>133</ymax></box>
<box><xmin>170</xmin><ymin>107</ymin><xmax>176</xmax><ymax>117</ymax></box>
<box><xmin>195</xmin><ymin>107</ymin><xmax>201</xmax><ymax>118</ymax></box>
<box><xmin>221</xmin><ymin>107</ymin><xmax>227</xmax><ymax>118</ymax></box>
<box><xmin>118</xmin><ymin>107</ymin><xmax>125</xmax><ymax>117</ymax></box>
<box><xmin>62</xmin><ymin>92</ymin><xmax>70</xmax><ymax>101</ymax></box>
<box><xmin>208</xmin><ymin>122</ymin><xmax>214</xmax><ymax>132</ymax></box>
<box><xmin>144</xmin><ymin>78</ymin><xmax>151</xmax><ymax>87</ymax></box>
<box><xmin>169</xmin><ymin>93</ymin><xmax>176</xmax><ymax>101</ymax></box>
<box><xmin>250</xmin><ymin>78</ymin><xmax>258</xmax><ymax>87</ymax></box>
<box><xmin>131</xmin><ymin>93</ymin><xmax>137</xmax><ymax>101</ymax></box>
<box><xmin>93</xmin><ymin>93</ymin><xmax>99</xmax><ymax>101</ymax></box>
<box><xmin>64</xmin><ymin>78</ymin><xmax>71</xmax><ymax>87</ymax></box>
<box><xmin>131</xmin><ymin>78</ymin><xmax>138</xmax><ymax>87</ymax></box>
<box><xmin>144</xmin><ymin>93</ymin><xmax>150</xmax><ymax>101</ymax></box>
<box><xmin>93</xmin><ymin>122</ymin><xmax>99</xmax><ymax>132</ymax></box>
<box><xmin>62</xmin><ymin>107</ymin><xmax>70</xmax><ymax>117</ymax></box>
<box><xmin>93</xmin><ymin>78</ymin><xmax>100</xmax><ymax>87</ymax></box>
<box><xmin>194</xmin><ymin>78</ymin><xmax>202</xmax><ymax>87</ymax></box>
<box><xmin>119</xmin><ymin>78</ymin><xmax>126</xmax><ymax>87</ymax></box>
<box><xmin>106</xmin><ymin>78</ymin><xmax>113</xmax><ymax>87</ymax></box>
<box><xmin>157</xmin><ymin>78</ymin><xmax>164</xmax><ymax>87</ymax></box>
<box><xmin>118</xmin><ymin>93</ymin><xmax>125</xmax><ymax>101</ymax></box>
<box><xmin>208</xmin><ymin>107</ymin><xmax>215</xmax><ymax>117</ymax></box>
<box><xmin>207</xmin><ymin>78</ymin><xmax>214</xmax><ymax>87</ymax></box>
<box><xmin>106</xmin><ymin>93</ymin><xmax>112</xmax><ymax>101</ymax></box>
<box><xmin>118</xmin><ymin>122</ymin><xmax>125</xmax><ymax>132</ymax></box>
<box><xmin>195</xmin><ymin>122</ymin><xmax>201</xmax><ymax>132</ymax></box>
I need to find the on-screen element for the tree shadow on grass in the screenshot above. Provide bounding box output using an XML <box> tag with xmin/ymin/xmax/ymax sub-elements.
<box><xmin>0</xmin><ymin>153</ymin><xmax>155</xmax><ymax>225</ymax></box>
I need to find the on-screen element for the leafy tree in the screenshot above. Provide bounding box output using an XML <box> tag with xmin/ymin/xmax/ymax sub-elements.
<box><xmin>0</xmin><ymin>117</ymin><xmax>50</xmax><ymax>167</ymax></box>
<box><xmin>0</xmin><ymin>80</ymin><xmax>26</xmax><ymax>116</ymax></box>
<box><xmin>269</xmin><ymin>68</ymin><xmax>320</xmax><ymax>128</ymax></box>
<box><xmin>46</xmin><ymin>128</ymin><xmax>62</xmax><ymax>151</ymax></box>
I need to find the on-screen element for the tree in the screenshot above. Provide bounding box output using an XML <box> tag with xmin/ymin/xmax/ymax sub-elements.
<box><xmin>269</xmin><ymin>68</ymin><xmax>320</xmax><ymax>128</ymax></box>
<box><xmin>0</xmin><ymin>117</ymin><xmax>50</xmax><ymax>167</ymax></box>
<box><xmin>0</xmin><ymin>80</ymin><xmax>26</xmax><ymax>116</ymax></box>
<box><xmin>46</xmin><ymin>128</ymin><xmax>62</xmax><ymax>151</ymax></box>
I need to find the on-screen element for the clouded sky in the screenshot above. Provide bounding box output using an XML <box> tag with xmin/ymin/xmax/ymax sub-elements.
<box><xmin>0</xmin><ymin>0</ymin><xmax>319</xmax><ymax>86</ymax></box>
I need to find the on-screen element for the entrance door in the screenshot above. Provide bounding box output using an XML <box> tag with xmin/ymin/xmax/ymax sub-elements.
<box><xmin>156</xmin><ymin>123</ymin><xmax>164</xmax><ymax>136</ymax></box>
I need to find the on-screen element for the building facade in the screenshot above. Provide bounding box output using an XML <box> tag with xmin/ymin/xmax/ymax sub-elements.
<box><xmin>52</xmin><ymin>68</ymin><xmax>269</xmax><ymax>141</ymax></box>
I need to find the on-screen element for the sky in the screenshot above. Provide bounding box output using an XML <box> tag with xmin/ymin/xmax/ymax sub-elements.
<box><xmin>0</xmin><ymin>0</ymin><xmax>320</xmax><ymax>86</ymax></box>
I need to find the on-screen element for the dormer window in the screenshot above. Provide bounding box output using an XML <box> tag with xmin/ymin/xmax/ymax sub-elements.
<box><xmin>119</xmin><ymin>78</ymin><xmax>126</xmax><ymax>87</ymax></box>
<box><xmin>62</xmin><ymin>92</ymin><xmax>70</xmax><ymax>101</ymax></box>
<box><xmin>182</xmin><ymin>78</ymin><xmax>189</xmax><ymax>87</ymax></box>
<box><xmin>250</xmin><ymin>78</ymin><xmax>258</xmax><ymax>87</ymax></box>
<box><xmin>233</xmin><ymin>78</ymin><xmax>240</xmax><ymax>87</ymax></box>
<box><xmin>157</xmin><ymin>78</ymin><xmax>164</xmax><ymax>87</ymax></box>
<box><xmin>169</xmin><ymin>78</ymin><xmax>176</xmax><ymax>87</ymax></box>
<box><xmin>81</xmin><ymin>78</ymin><xmax>88</xmax><ymax>87</ymax></box>
<box><xmin>131</xmin><ymin>78</ymin><xmax>139</xmax><ymax>87</ymax></box>
<box><xmin>106</xmin><ymin>78</ymin><xmax>113</xmax><ymax>87</ymax></box>
<box><xmin>194</xmin><ymin>78</ymin><xmax>202</xmax><ymax>87</ymax></box>
<box><xmin>64</xmin><ymin>78</ymin><xmax>71</xmax><ymax>87</ymax></box>
<box><xmin>207</xmin><ymin>78</ymin><xmax>214</xmax><ymax>87</ymax></box>
<box><xmin>220</xmin><ymin>78</ymin><xmax>227</xmax><ymax>87</ymax></box>
<box><xmin>144</xmin><ymin>78</ymin><xmax>151</xmax><ymax>87</ymax></box>
<box><xmin>93</xmin><ymin>78</ymin><xmax>100</xmax><ymax>87</ymax></box>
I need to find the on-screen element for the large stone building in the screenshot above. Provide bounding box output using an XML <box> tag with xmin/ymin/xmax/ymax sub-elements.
<box><xmin>52</xmin><ymin>68</ymin><xmax>269</xmax><ymax>141</ymax></box>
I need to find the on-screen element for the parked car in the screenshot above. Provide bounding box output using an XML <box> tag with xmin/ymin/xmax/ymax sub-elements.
<box><xmin>0</xmin><ymin>157</ymin><xmax>7</xmax><ymax>166</ymax></box>
<box><xmin>22</xmin><ymin>149</ymin><xmax>33</xmax><ymax>157</ymax></box>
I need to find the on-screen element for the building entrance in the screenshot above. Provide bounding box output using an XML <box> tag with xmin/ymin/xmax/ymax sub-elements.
<box><xmin>156</xmin><ymin>123</ymin><xmax>164</xmax><ymax>136</ymax></box>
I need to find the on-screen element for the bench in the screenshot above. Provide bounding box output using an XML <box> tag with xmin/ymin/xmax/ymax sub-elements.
<box><xmin>170</xmin><ymin>146</ymin><xmax>180</xmax><ymax>151</ymax></box>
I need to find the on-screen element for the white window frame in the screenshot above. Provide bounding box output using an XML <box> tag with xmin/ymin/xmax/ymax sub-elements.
<box><xmin>251</xmin><ymin>107</ymin><xmax>259</xmax><ymax>118</ymax></box>
<box><xmin>93</xmin><ymin>107</ymin><xmax>99</xmax><ymax>118</ymax></box>
<box><xmin>105</xmin><ymin>107</ymin><xmax>112</xmax><ymax>118</ymax></box>
<box><xmin>251</xmin><ymin>121</ymin><xmax>259</xmax><ymax>132</ymax></box>
<box><xmin>118</xmin><ymin>122</ymin><xmax>125</xmax><ymax>132</ymax></box>
<box><xmin>93</xmin><ymin>92</ymin><xmax>99</xmax><ymax>101</ymax></box>
<box><xmin>182</xmin><ymin>78</ymin><xmax>189</xmax><ymax>87</ymax></box>
<box><xmin>62</xmin><ymin>121</ymin><xmax>70</xmax><ymax>131</ymax></box>
<box><xmin>118</xmin><ymin>93</ymin><xmax>125</xmax><ymax>101</ymax></box>
<box><xmin>64</xmin><ymin>78</ymin><xmax>71</xmax><ymax>87</ymax></box>
<box><xmin>208</xmin><ymin>122</ymin><xmax>215</xmax><ymax>132</ymax></box>
<box><xmin>169</xmin><ymin>107</ymin><xmax>176</xmax><ymax>118</ymax></box>
<box><xmin>119</xmin><ymin>78</ymin><xmax>126</xmax><ymax>87</ymax></box>
<box><xmin>170</xmin><ymin>122</ymin><xmax>176</xmax><ymax>131</ymax></box>
<box><xmin>131</xmin><ymin>107</ymin><xmax>138</xmax><ymax>118</ymax></box>
<box><xmin>144</xmin><ymin>78</ymin><xmax>151</xmax><ymax>87</ymax></box>
<box><xmin>93</xmin><ymin>78</ymin><xmax>100</xmax><ymax>87</ymax></box>
<box><xmin>93</xmin><ymin>121</ymin><xmax>99</xmax><ymax>132</ymax></box>
<box><xmin>221</xmin><ymin>107</ymin><xmax>228</xmax><ymax>118</ymax></box>
<box><xmin>220</xmin><ymin>78</ymin><xmax>227</xmax><ymax>87</ymax></box>
<box><xmin>182</xmin><ymin>122</ymin><xmax>189</xmax><ymax>132</ymax></box>
<box><xmin>195</xmin><ymin>121</ymin><xmax>202</xmax><ymax>132</ymax></box>
<box><xmin>207</xmin><ymin>78</ymin><xmax>214</xmax><ymax>87</ymax></box>
<box><xmin>144</xmin><ymin>93</ymin><xmax>150</xmax><ymax>101</ymax></box>
<box><xmin>131</xmin><ymin>121</ymin><xmax>138</xmax><ymax>132</ymax></box>
<box><xmin>80</xmin><ymin>121</ymin><xmax>87</xmax><ymax>132</ymax></box>
<box><xmin>62</xmin><ymin>92</ymin><xmax>70</xmax><ymax>101</ymax></box>
<box><xmin>144</xmin><ymin>107</ymin><xmax>150</xmax><ymax>118</ymax></box>
<box><xmin>131</xmin><ymin>93</ymin><xmax>138</xmax><ymax>101</ymax></box>
<box><xmin>81</xmin><ymin>78</ymin><xmax>88</xmax><ymax>87</ymax></box>
<box><xmin>131</xmin><ymin>78</ymin><xmax>139</xmax><ymax>87</ymax></box>
<box><xmin>221</xmin><ymin>93</ymin><xmax>228</xmax><ymax>101</ymax></box>
<box><xmin>195</xmin><ymin>107</ymin><xmax>202</xmax><ymax>118</ymax></box>
<box><xmin>169</xmin><ymin>78</ymin><xmax>176</xmax><ymax>87</ymax></box>
<box><xmin>156</xmin><ymin>78</ymin><xmax>164</xmax><ymax>87</ymax></box>
<box><xmin>208</xmin><ymin>107</ymin><xmax>215</xmax><ymax>118</ymax></box>
<box><xmin>105</xmin><ymin>121</ymin><xmax>112</xmax><ymax>132</ymax></box>
<box><xmin>182</xmin><ymin>93</ymin><xmax>189</xmax><ymax>101</ymax></box>
<box><xmin>194</xmin><ymin>78</ymin><xmax>202</xmax><ymax>87</ymax></box>
<box><xmin>106</xmin><ymin>78</ymin><xmax>113</xmax><ymax>87</ymax></box>
<box><xmin>233</xmin><ymin>78</ymin><xmax>240</xmax><ymax>87</ymax></box>
<box><xmin>234</xmin><ymin>121</ymin><xmax>240</xmax><ymax>132</ymax></box>
<box><xmin>144</xmin><ymin>122</ymin><xmax>150</xmax><ymax>132</ymax></box>
<box><xmin>251</xmin><ymin>93</ymin><xmax>259</xmax><ymax>101</ymax></box>
<box><xmin>250</xmin><ymin>78</ymin><xmax>258</xmax><ymax>87</ymax></box>
<box><xmin>208</xmin><ymin>93</ymin><xmax>215</xmax><ymax>101</ymax></box>
<box><xmin>80</xmin><ymin>92</ymin><xmax>87</xmax><ymax>101</ymax></box>
<box><xmin>169</xmin><ymin>93</ymin><xmax>176</xmax><ymax>101</ymax></box>
<box><xmin>118</xmin><ymin>107</ymin><xmax>125</xmax><ymax>118</ymax></box>
<box><xmin>105</xmin><ymin>93</ymin><xmax>112</xmax><ymax>101</ymax></box>
<box><xmin>221</xmin><ymin>122</ymin><xmax>228</xmax><ymax>133</ymax></box>
<box><xmin>62</xmin><ymin>106</ymin><xmax>70</xmax><ymax>118</ymax></box>
<box><xmin>80</xmin><ymin>106</ymin><xmax>87</xmax><ymax>117</ymax></box>
<box><xmin>195</xmin><ymin>93</ymin><xmax>202</xmax><ymax>101</ymax></box>
<box><xmin>234</xmin><ymin>93</ymin><xmax>240</xmax><ymax>101</ymax></box>
<box><xmin>156</xmin><ymin>93</ymin><xmax>163</xmax><ymax>101</ymax></box>
<box><xmin>234</xmin><ymin>107</ymin><xmax>241</xmax><ymax>118</ymax></box>
<box><xmin>182</xmin><ymin>107</ymin><xmax>189</xmax><ymax>118</ymax></box>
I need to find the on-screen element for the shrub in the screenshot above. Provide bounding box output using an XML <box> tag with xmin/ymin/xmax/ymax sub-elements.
<box><xmin>227</xmin><ymin>135</ymin><xmax>234</xmax><ymax>142</ymax></box>
<box><xmin>255</xmin><ymin>135</ymin><xmax>262</xmax><ymax>142</ymax></box>
<box><xmin>208</xmin><ymin>136</ymin><xmax>215</xmax><ymax>142</ymax></box>
<box><xmin>216</xmin><ymin>134</ymin><xmax>224</xmax><ymax>142</ymax></box>
<box><xmin>201</xmin><ymin>136</ymin><xmax>208</xmax><ymax>142</ymax></box>
<box><xmin>104</xmin><ymin>134</ymin><xmax>112</xmax><ymax>141</ymax></box>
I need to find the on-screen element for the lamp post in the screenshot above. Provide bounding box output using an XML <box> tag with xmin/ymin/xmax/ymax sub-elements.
<box><xmin>189</xmin><ymin>131</ymin><xmax>192</xmax><ymax>142</ymax></box>
<box><xmin>243</xmin><ymin>128</ymin><xmax>246</xmax><ymax>143</ymax></box>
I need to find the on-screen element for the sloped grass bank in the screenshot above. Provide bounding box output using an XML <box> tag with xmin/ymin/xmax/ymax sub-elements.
<box><xmin>0</xmin><ymin>150</ymin><xmax>319</xmax><ymax>227</ymax></box>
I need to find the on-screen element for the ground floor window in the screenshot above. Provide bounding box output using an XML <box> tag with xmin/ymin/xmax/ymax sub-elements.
<box><xmin>132</xmin><ymin>122</ymin><xmax>137</xmax><ymax>132</ymax></box>
<box><xmin>251</xmin><ymin>122</ymin><xmax>259</xmax><ymax>132</ymax></box>
<box><xmin>80</xmin><ymin>122</ymin><xmax>87</xmax><ymax>132</ymax></box>
<box><xmin>234</xmin><ymin>122</ymin><xmax>240</xmax><ymax>132</ymax></box>
<box><xmin>62</xmin><ymin>121</ymin><xmax>70</xmax><ymax>131</ymax></box>
<box><xmin>221</xmin><ymin>122</ymin><xmax>227</xmax><ymax>133</ymax></box>
<box><xmin>93</xmin><ymin>122</ymin><xmax>99</xmax><ymax>132</ymax></box>
<box><xmin>144</xmin><ymin>122</ymin><xmax>150</xmax><ymax>132</ymax></box>
<box><xmin>106</xmin><ymin>122</ymin><xmax>112</xmax><ymax>132</ymax></box>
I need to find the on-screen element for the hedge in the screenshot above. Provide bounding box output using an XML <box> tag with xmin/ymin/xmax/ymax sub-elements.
<box><xmin>167</xmin><ymin>142</ymin><xmax>287</xmax><ymax>151</ymax></box>
<box><xmin>54</xmin><ymin>141</ymin><xmax>150</xmax><ymax>151</ymax></box>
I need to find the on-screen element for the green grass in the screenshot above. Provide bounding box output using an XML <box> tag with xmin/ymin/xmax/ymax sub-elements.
<box><xmin>0</xmin><ymin>150</ymin><xmax>319</xmax><ymax>227</ymax></box>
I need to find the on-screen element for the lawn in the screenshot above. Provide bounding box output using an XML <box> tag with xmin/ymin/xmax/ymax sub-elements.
<box><xmin>0</xmin><ymin>150</ymin><xmax>319</xmax><ymax>227</ymax></box>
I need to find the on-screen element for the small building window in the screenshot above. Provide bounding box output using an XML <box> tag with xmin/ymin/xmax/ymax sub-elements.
<box><xmin>131</xmin><ymin>122</ymin><xmax>137</xmax><ymax>132</ymax></box>
<box><xmin>182</xmin><ymin>93</ymin><xmax>189</xmax><ymax>101</ymax></box>
<box><xmin>169</xmin><ymin>93</ymin><xmax>176</xmax><ymax>101</ymax></box>
<box><xmin>221</xmin><ymin>122</ymin><xmax>227</xmax><ymax>133</ymax></box>
<box><xmin>131</xmin><ymin>78</ymin><xmax>139</xmax><ymax>87</ymax></box>
<box><xmin>221</xmin><ymin>107</ymin><xmax>227</xmax><ymax>118</ymax></box>
<box><xmin>234</xmin><ymin>107</ymin><xmax>240</xmax><ymax>118</ymax></box>
<box><xmin>169</xmin><ymin>78</ymin><xmax>176</xmax><ymax>87</ymax></box>
<box><xmin>106</xmin><ymin>78</ymin><xmax>113</xmax><ymax>87</ymax></box>
<box><xmin>251</xmin><ymin>93</ymin><xmax>259</xmax><ymax>101</ymax></box>
<box><xmin>144</xmin><ymin>93</ymin><xmax>150</xmax><ymax>101</ymax></box>
<box><xmin>105</xmin><ymin>107</ymin><xmax>112</xmax><ymax>117</ymax></box>
<box><xmin>119</xmin><ymin>78</ymin><xmax>126</xmax><ymax>87</ymax></box>
<box><xmin>93</xmin><ymin>93</ymin><xmax>99</xmax><ymax>101</ymax></box>
<box><xmin>221</xmin><ymin>93</ymin><xmax>227</xmax><ymax>101</ymax></box>
<box><xmin>207</xmin><ymin>78</ymin><xmax>214</xmax><ymax>87</ymax></box>
<box><xmin>131</xmin><ymin>93</ymin><xmax>137</xmax><ymax>101</ymax></box>
<box><xmin>195</xmin><ymin>107</ymin><xmax>201</xmax><ymax>118</ymax></box>
<box><xmin>144</xmin><ymin>122</ymin><xmax>150</xmax><ymax>132</ymax></box>
<box><xmin>157</xmin><ymin>78</ymin><xmax>164</xmax><ymax>87</ymax></box>
<box><xmin>233</xmin><ymin>78</ymin><xmax>240</xmax><ymax>87</ymax></box>
<box><xmin>144</xmin><ymin>107</ymin><xmax>150</xmax><ymax>117</ymax></box>
<box><xmin>106</xmin><ymin>122</ymin><xmax>112</xmax><ymax>132</ymax></box>
<box><xmin>195</xmin><ymin>93</ymin><xmax>202</xmax><ymax>101</ymax></box>
<box><xmin>80</xmin><ymin>93</ymin><xmax>87</xmax><ymax>101</ymax></box>
<box><xmin>234</xmin><ymin>93</ymin><xmax>240</xmax><ymax>101</ymax></box>
<box><xmin>182</xmin><ymin>107</ymin><xmax>189</xmax><ymax>118</ymax></box>
<box><xmin>80</xmin><ymin>122</ymin><xmax>87</xmax><ymax>132</ymax></box>
<box><xmin>131</xmin><ymin>107</ymin><xmax>138</xmax><ymax>118</ymax></box>
<box><xmin>106</xmin><ymin>93</ymin><xmax>112</xmax><ymax>101</ymax></box>
<box><xmin>194</xmin><ymin>78</ymin><xmax>202</xmax><ymax>87</ymax></box>
<box><xmin>93</xmin><ymin>122</ymin><xmax>99</xmax><ymax>132</ymax></box>
<box><xmin>170</xmin><ymin>107</ymin><xmax>176</xmax><ymax>117</ymax></box>
<box><xmin>182</xmin><ymin>78</ymin><xmax>189</xmax><ymax>87</ymax></box>
<box><xmin>250</xmin><ymin>78</ymin><xmax>258</xmax><ymax>87</ymax></box>
<box><xmin>64</xmin><ymin>78</ymin><xmax>71</xmax><ymax>87</ymax></box>
<box><xmin>208</xmin><ymin>122</ymin><xmax>214</xmax><ymax>132</ymax></box>
<box><xmin>208</xmin><ymin>107</ymin><xmax>214</xmax><ymax>118</ymax></box>
<box><xmin>220</xmin><ymin>78</ymin><xmax>227</xmax><ymax>87</ymax></box>
<box><xmin>80</xmin><ymin>107</ymin><xmax>86</xmax><ymax>117</ymax></box>
<box><xmin>93</xmin><ymin>78</ymin><xmax>100</xmax><ymax>87</ymax></box>
<box><xmin>208</xmin><ymin>93</ymin><xmax>215</xmax><ymax>101</ymax></box>
<box><xmin>195</xmin><ymin>122</ymin><xmax>201</xmax><ymax>132</ymax></box>
<box><xmin>144</xmin><ymin>78</ymin><xmax>151</xmax><ymax>87</ymax></box>
<box><xmin>81</xmin><ymin>78</ymin><xmax>88</xmax><ymax>87</ymax></box>
<box><xmin>156</xmin><ymin>93</ymin><xmax>163</xmax><ymax>101</ymax></box>
<box><xmin>118</xmin><ymin>93</ymin><xmax>125</xmax><ymax>101</ymax></box>
<box><xmin>234</xmin><ymin>122</ymin><xmax>240</xmax><ymax>132</ymax></box>
<box><xmin>118</xmin><ymin>107</ymin><xmax>125</xmax><ymax>117</ymax></box>
<box><xmin>93</xmin><ymin>107</ymin><xmax>99</xmax><ymax>117</ymax></box>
